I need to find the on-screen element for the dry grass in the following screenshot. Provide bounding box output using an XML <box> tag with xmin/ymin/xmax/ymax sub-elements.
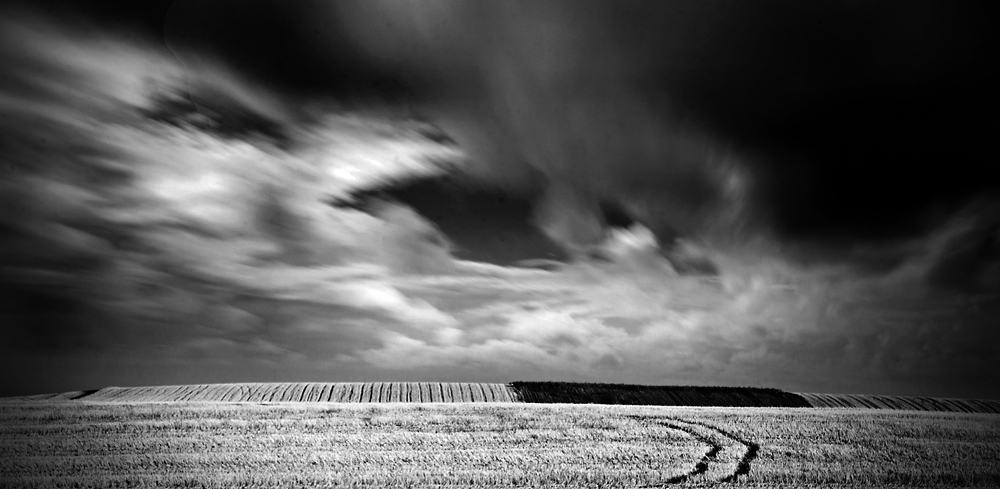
<box><xmin>2</xmin><ymin>402</ymin><xmax>998</xmax><ymax>488</ymax></box>
<box><xmin>667</xmin><ymin>406</ymin><xmax>1000</xmax><ymax>487</ymax></box>
<box><xmin>1</xmin><ymin>402</ymin><xmax>703</xmax><ymax>488</ymax></box>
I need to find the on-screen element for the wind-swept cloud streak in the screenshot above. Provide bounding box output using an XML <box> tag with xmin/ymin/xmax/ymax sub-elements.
<box><xmin>0</xmin><ymin>11</ymin><xmax>465</xmax><ymax>394</ymax></box>
<box><xmin>1</xmin><ymin>4</ymin><xmax>998</xmax><ymax>400</ymax></box>
<box><xmin>334</xmin><ymin>0</ymin><xmax>758</xmax><ymax>255</ymax></box>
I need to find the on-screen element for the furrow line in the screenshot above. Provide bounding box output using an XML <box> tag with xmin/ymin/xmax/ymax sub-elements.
<box><xmin>242</xmin><ymin>383</ymin><xmax>260</xmax><ymax>402</ymax></box>
<box><xmin>940</xmin><ymin>398</ymin><xmax>974</xmax><ymax>414</ymax></box>
<box><xmin>194</xmin><ymin>384</ymin><xmax>216</xmax><ymax>402</ymax></box>
<box><xmin>891</xmin><ymin>395</ymin><xmax>925</xmax><ymax>411</ymax></box>
<box><xmin>266</xmin><ymin>383</ymin><xmax>283</xmax><ymax>402</ymax></box>
<box><xmin>245</xmin><ymin>383</ymin><xmax>264</xmax><ymax>402</ymax></box>
<box><xmin>188</xmin><ymin>384</ymin><xmax>209</xmax><ymax>402</ymax></box>
<box><xmin>300</xmin><ymin>383</ymin><xmax>316</xmax><ymax>402</ymax></box>
<box><xmin>217</xmin><ymin>384</ymin><xmax>238</xmax><ymax>402</ymax></box>
<box><xmin>232</xmin><ymin>384</ymin><xmax>250</xmax><ymax>402</ymax></box>
<box><xmin>314</xmin><ymin>383</ymin><xmax>329</xmax><ymax>402</ymax></box>
<box><xmin>262</xmin><ymin>384</ymin><xmax>278</xmax><ymax>402</ymax></box>
<box><xmin>291</xmin><ymin>383</ymin><xmax>306</xmax><ymax>402</ymax></box>
<box><xmin>280</xmin><ymin>383</ymin><xmax>297</xmax><ymax>403</ymax></box>
<box><xmin>316</xmin><ymin>383</ymin><xmax>331</xmax><ymax>403</ymax></box>
<box><xmin>967</xmin><ymin>399</ymin><xmax>998</xmax><ymax>414</ymax></box>
<box><xmin>279</xmin><ymin>383</ymin><xmax>297</xmax><ymax>402</ymax></box>
<box><xmin>175</xmin><ymin>385</ymin><xmax>196</xmax><ymax>402</ymax></box>
<box><xmin>334</xmin><ymin>383</ymin><xmax>346</xmax><ymax>403</ymax></box>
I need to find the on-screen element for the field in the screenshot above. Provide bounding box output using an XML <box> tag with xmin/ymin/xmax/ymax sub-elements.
<box><xmin>2</xmin><ymin>400</ymin><xmax>999</xmax><ymax>488</ymax></box>
<box><xmin>12</xmin><ymin>382</ymin><xmax>1000</xmax><ymax>414</ymax></box>
<box><xmin>41</xmin><ymin>383</ymin><xmax>518</xmax><ymax>403</ymax></box>
<box><xmin>511</xmin><ymin>382</ymin><xmax>811</xmax><ymax>407</ymax></box>
<box><xmin>798</xmin><ymin>392</ymin><xmax>1000</xmax><ymax>414</ymax></box>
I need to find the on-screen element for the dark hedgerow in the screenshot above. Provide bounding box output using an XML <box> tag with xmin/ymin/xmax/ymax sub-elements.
<box><xmin>508</xmin><ymin>382</ymin><xmax>812</xmax><ymax>407</ymax></box>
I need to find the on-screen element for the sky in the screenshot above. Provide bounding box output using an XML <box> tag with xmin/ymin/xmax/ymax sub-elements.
<box><xmin>1</xmin><ymin>0</ymin><xmax>998</xmax><ymax>399</ymax></box>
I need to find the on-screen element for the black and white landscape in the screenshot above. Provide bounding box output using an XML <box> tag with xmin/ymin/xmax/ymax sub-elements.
<box><xmin>3</xmin><ymin>2</ymin><xmax>1000</xmax><ymax>487</ymax></box>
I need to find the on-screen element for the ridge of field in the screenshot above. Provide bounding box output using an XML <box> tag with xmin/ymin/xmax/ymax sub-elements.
<box><xmin>62</xmin><ymin>383</ymin><xmax>518</xmax><ymax>403</ymax></box>
<box><xmin>798</xmin><ymin>392</ymin><xmax>1000</xmax><ymax>414</ymax></box>
<box><xmin>5</xmin><ymin>382</ymin><xmax>999</xmax><ymax>415</ymax></box>
<box><xmin>2</xmin><ymin>391</ymin><xmax>92</xmax><ymax>402</ymax></box>
<box><xmin>509</xmin><ymin>381</ymin><xmax>813</xmax><ymax>407</ymax></box>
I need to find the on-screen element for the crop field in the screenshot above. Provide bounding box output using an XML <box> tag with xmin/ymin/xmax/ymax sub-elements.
<box><xmin>47</xmin><ymin>382</ymin><xmax>519</xmax><ymax>403</ymax></box>
<box><xmin>12</xmin><ymin>382</ymin><xmax>1000</xmax><ymax>414</ymax></box>
<box><xmin>2</xmin><ymin>401</ymin><xmax>999</xmax><ymax>488</ymax></box>
<box><xmin>511</xmin><ymin>382</ymin><xmax>811</xmax><ymax>407</ymax></box>
<box><xmin>798</xmin><ymin>392</ymin><xmax>1000</xmax><ymax>414</ymax></box>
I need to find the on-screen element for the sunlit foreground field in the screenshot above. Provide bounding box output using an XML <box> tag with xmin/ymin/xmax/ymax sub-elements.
<box><xmin>3</xmin><ymin>399</ymin><xmax>1000</xmax><ymax>488</ymax></box>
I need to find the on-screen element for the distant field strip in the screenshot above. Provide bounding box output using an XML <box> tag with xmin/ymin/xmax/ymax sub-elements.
<box><xmin>510</xmin><ymin>382</ymin><xmax>812</xmax><ymax>407</ymax></box>
<box><xmin>8</xmin><ymin>383</ymin><xmax>1000</xmax><ymax>414</ymax></box>
<box><xmin>799</xmin><ymin>393</ymin><xmax>1000</xmax><ymax>414</ymax></box>
<box><xmin>71</xmin><ymin>383</ymin><xmax>518</xmax><ymax>403</ymax></box>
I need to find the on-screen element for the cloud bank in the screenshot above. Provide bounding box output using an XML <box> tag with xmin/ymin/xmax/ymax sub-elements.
<box><xmin>1</xmin><ymin>6</ymin><xmax>998</xmax><ymax>400</ymax></box>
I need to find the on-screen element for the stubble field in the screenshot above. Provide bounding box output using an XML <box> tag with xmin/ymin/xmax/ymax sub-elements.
<box><xmin>2</xmin><ymin>400</ymin><xmax>999</xmax><ymax>488</ymax></box>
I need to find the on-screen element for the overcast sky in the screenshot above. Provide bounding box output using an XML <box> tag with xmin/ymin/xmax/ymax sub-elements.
<box><xmin>1</xmin><ymin>0</ymin><xmax>998</xmax><ymax>399</ymax></box>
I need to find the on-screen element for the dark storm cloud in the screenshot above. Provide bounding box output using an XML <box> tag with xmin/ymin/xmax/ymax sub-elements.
<box><xmin>162</xmin><ymin>0</ymin><xmax>420</xmax><ymax>103</ymax></box>
<box><xmin>923</xmin><ymin>199</ymin><xmax>1000</xmax><ymax>294</ymax></box>
<box><xmin>354</xmin><ymin>0</ymin><xmax>755</xmax><ymax>253</ymax></box>
<box><xmin>41</xmin><ymin>0</ymin><xmax>998</xmax><ymax>259</ymax></box>
<box><xmin>19</xmin><ymin>0</ymin><xmax>1000</xmax><ymax>252</ymax></box>
<box><xmin>3</xmin><ymin>2</ymin><xmax>999</xmax><ymax>400</ymax></box>
<box><xmin>327</xmin><ymin>1</ymin><xmax>999</xmax><ymax>258</ymax></box>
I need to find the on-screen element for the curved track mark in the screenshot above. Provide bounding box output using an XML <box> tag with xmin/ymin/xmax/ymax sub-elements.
<box><xmin>628</xmin><ymin>415</ymin><xmax>759</xmax><ymax>485</ymax></box>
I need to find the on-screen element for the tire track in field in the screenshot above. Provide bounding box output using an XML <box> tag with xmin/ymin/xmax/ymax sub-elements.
<box><xmin>627</xmin><ymin>415</ymin><xmax>759</xmax><ymax>485</ymax></box>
